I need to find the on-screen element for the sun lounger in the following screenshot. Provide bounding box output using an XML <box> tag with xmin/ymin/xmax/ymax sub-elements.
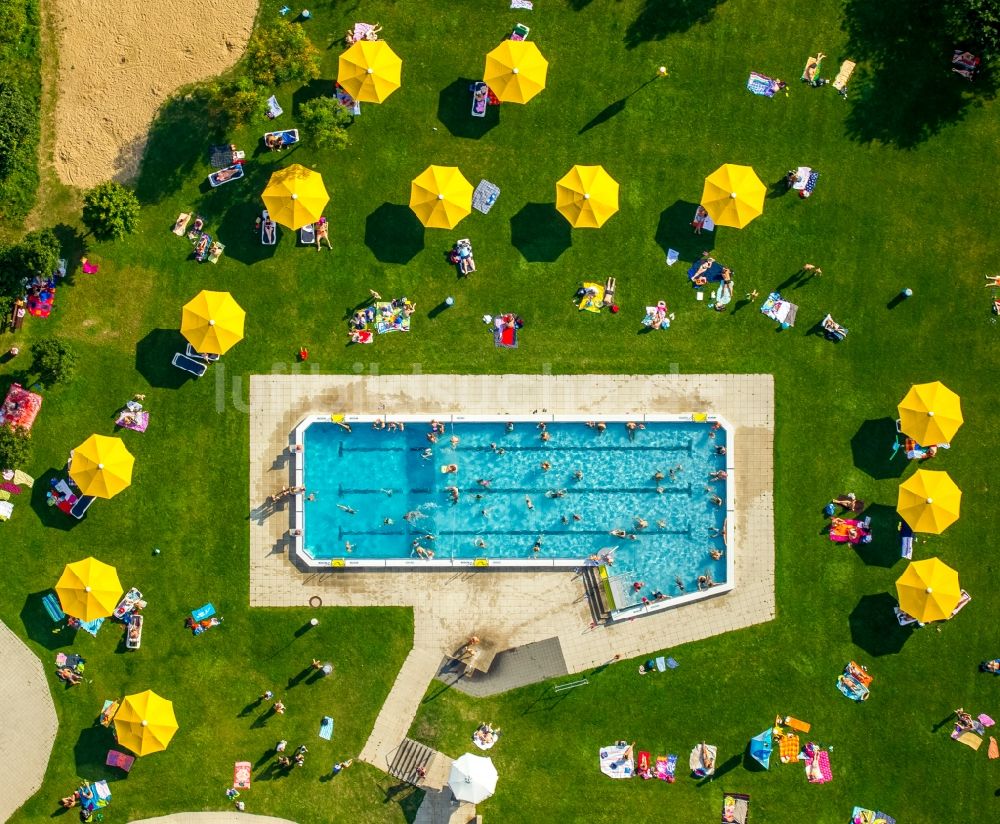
<box><xmin>172</xmin><ymin>213</ymin><xmax>191</xmax><ymax>236</ymax></box>
<box><xmin>471</xmin><ymin>81</ymin><xmax>489</xmax><ymax>117</ymax></box>
<box><xmin>193</xmin><ymin>233</ymin><xmax>211</xmax><ymax>262</ymax></box>
<box><xmin>263</xmin><ymin>129</ymin><xmax>300</xmax><ymax>151</ymax></box>
<box><xmin>266</xmin><ymin>95</ymin><xmax>283</xmax><ymax>119</ymax></box>
<box><xmin>900</xmin><ymin>519</ymin><xmax>914</xmax><ymax>559</ymax></box>
<box><xmin>172</xmin><ymin>353</ymin><xmax>208</xmax><ymax>377</ymax></box>
<box><xmin>822</xmin><ymin>313</ymin><xmax>848</xmax><ymax>341</ymax></box>
<box><xmin>42</xmin><ymin>592</ymin><xmax>65</xmax><ymax>622</ymax></box>
<box><xmin>106</xmin><ymin>750</ymin><xmax>135</xmax><ymax>772</ymax></box>
<box><xmin>114</xmin><ymin>588</ymin><xmax>144</xmax><ymax>620</ymax></box>
<box><xmin>300</xmin><ymin>223</ymin><xmax>316</xmax><ymax>246</ymax></box>
<box><xmin>185</xmin><ymin>342</ymin><xmax>221</xmax><ymax>363</ymax></box>
<box><xmin>510</xmin><ymin>22</ymin><xmax>530</xmax><ymax>40</ymax></box>
<box><xmin>69</xmin><ymin>495</ymin><xmax>95</xmax><ymax>519</ymax></box>
<box><xmin>208</xmin><ymin>164</ymin><xmax>244</xmax><ymax>187</ymax></box>
<box><xmin>234</xmin><ymin>761</ymin><xmax>252</xmax><ymax>789</ymax></box>
<box><xmin>894</xmin><ymin>606</ymin><xmax>921</xmax><ymax>627</ymax></box>
<box><xmin>951</xmin><ymin>589</ymin><xmax>971</xmax><ymax>617</ymax></box>
<box><xmin>832</xmin><ymin>60</ymin><xmax>856</xmax><ymax>95</ymax></box>
<box><xmin>262</xmin><ymin>210</ymin><xmax>277</xmax><ymax>245</ymax></box>
<box><xmin>99</xmin><ymin>699</ymin><xmax>119</xmax><ymax>727</ymax></box>
<box><xmin>125</xmin><ymin>613</ymin><xmax>143</xmax><ymax>650</ymax></box>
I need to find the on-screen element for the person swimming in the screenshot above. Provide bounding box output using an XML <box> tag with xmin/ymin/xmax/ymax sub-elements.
<box><xmin>525</xmin><ymin>495</ymin><xmax>534</xmax><ymax>510</ymax></box>
<box><xmin>675</xmin><ymin>576</ymin><xmax>685</xmax><ymax>592</ymax></box>
<box><xmin>403</xmin><ymin>510</ymin><xmax>425</xmax><ymax>522</ymax></box>
<box><xmin>337</xmin><ymin>504</ymin><xmax>356</xmax><ymax>514</ymax></box>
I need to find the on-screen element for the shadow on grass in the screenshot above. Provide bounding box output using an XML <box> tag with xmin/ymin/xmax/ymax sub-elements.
<box><xmin>20</xmin><ymin>592</ymin><xmax>74</xmax><ymax>651</ymax></box>
<box><xmin>217</xmin><ymin>199</ymin><xmax>279</xmax><ymax>265</ymax></box>
<box><xmin>437</xmin><ymin>79</ymin><xmax>500</xmax><ymax>139</ymax></box>
<box><xmin>379</xmin><ymin>776</ymin><xmax>424</xmax><ymax>823</ymax></box>
<box><xmin>624</xmin><ymin>0</ymin><xmax>728</xmax><ymax>50</ymax></box>
<box><xmin>73</xmin><ymin>726</ymin><xmax>115</xmax><ymax>781</ymax></box>
<box><xmin>134</xmin><ymin>91</ymin><xmax>221</xmax><ymax>205</ymax></box>
<box><xmin>852</xmin><ymin>503</ymin><xmax>903</xmax><ymax>568</ymax></box>
<box><xmin>852</xmin><ymin>418</ymin><xmax>907</xmax><ymax>480</ymax></box>
<box><xmin>28</xmin><ymin>469</ymin><xmax>79</xmax><ymax>532</ymax></box>
<box><xmin>841</xmin><ymin>0</ymin><xmax>998</xmax><ymax>148</ymax></box>
<box><xmin>135</xmin><ymin>329</ymin><xmax>189</xmax><ymax>390</ymax></box>
<box><xmin>655</xmin><ymin>200</ymin><xmax>707</xmax><ymax>263</ymax></box>
<box><xmin>365</xmin><ymin>203</ymin><xmax>424</xmax><ymax>264</ymax></box>
<box><xmin>510</xmin><ymin>203</ymin><xmax>571</xmax><ymax>262</ymax></box>
<box><xmin>50</xmin><ymin>224</ymin><xmax>87</xmax><ymax>285</ymax></box>
<box><xmin>292</xmin><ymin>78</ymin><xmax>336</xmax><ymax>113</ymax></box>
<box><xmin>849</xmin><ymin>592</ymin><xmax>914</xmax><ymax>656</ymax></box>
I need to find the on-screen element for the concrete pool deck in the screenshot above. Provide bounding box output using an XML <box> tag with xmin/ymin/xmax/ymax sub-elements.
<box><xmin>249</xmin><ymin>374</ymin><xmax>774</xmax><ymax>774</ymax></box>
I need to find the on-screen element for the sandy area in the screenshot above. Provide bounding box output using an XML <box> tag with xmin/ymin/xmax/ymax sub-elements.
<box><xmin>51</xmin><ymin>0</ymin><xmax>257</xmax><ymax>187</ymax></box>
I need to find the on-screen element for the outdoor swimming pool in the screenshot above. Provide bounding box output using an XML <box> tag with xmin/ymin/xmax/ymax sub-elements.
<box><xmin>295</xmin><ymin>415</ymin><xmax>734</xmax><ymax>611</ymax></box>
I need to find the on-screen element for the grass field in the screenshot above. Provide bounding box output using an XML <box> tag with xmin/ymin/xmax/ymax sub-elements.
<box><xmin>3</xmin><ymin>0</ymin><xmax>1000</xmax><ymax>821</ymax></box>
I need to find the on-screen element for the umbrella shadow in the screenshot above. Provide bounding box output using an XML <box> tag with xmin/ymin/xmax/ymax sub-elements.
<box><xmin>365</xmin><ymin>203</ymin><xmax>424</xmax><ymax>264</ymax></box>
<box><xmin>849</xmin><ymin>592</ymin><xmax>915</xmax><ymax>656</ymax></box>
<box><xmin>135</xmin><ymin>329</ymin><xmax>190</xmax><ymax>390</ymax></box>
<box><xmin>852</xmin><ymin>503</ymin><xmax>903</xmax><ymax>568</ymax></box>
<box><xmin>624</xmin><ymin>0</ymin><xmax>728</xmax><ymax>50</ymax></box>
<box><xmin>27</xmin><ymin>469</ymin><xmax>80</xmax><ymax>532</ymax></box>
<box><xmin>20</xmin><ymin>592</ymin><xmax>75</xmax><ymax>651</ymax></box>
<box><xmin>851</xmin><ymin>418</ymin><xmax>907</xmax><ymax>480</ymax></box>
<box><xmin>510</xmin><ymin>203</ymin><xmax>571</xmax><ymax>262</ymax></box>
<box><xmin>73</xmin><ymin>726</ymin><xmax>115</xmax><ymax>780</ymax></box>
<box><xmin>217</xmin><ymin>201</ymin><xmax>279</xmax><ymax>265</ymax></box>
<box><xmin>437</xmin><ymin>78</ymin><xmax>501</xmax><ymax>139</ymax></box>
<box><xmin>655</xmin><ymin>200</ymin><xmax>710</xmax><ymax>263</ymax></box>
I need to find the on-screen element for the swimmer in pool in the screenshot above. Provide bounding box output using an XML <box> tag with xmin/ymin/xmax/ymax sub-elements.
<box><xmin>505</xmin><ymin>422</ymin><xmax>514</xmax><ymax>432</ymax></box>
<box><xmin>403</xmin><ymin>510</ymin><xmax>425</xmax><ymax>522</ymax></box>
<box><xmin>574</xmin><ymin>469</ymin><xmax>584</xmax><ymax>481</ymax></box>
<box><xmin>656</xmin><ymin>519</ymin><xmax>667</xmax><ymax>529</ymax></box>
<box><xmin>546</xmin><ymin>489</ymin><xmax>566</xmax><ymax>498</ymax></box>
<box><xmin>421</xmin><ymin>448</ymin><xmax>433</xmax><ymax>460</ymax></box>
<box><xmin>525</xmin><ymin>495</ymin><xmax>534</xmax><ymax>510</ymax></box>
<box><xmin>656</xmin><ymin>486</ymin><xmax>665</xmax><ymax>495</ymax></box>
<box><xmin>540</xmin><ymin>461</ymin><xmax>551</xmax><ymax>471</ymax></box>
<box><xmin>477</xmin><ymin>479</ymin><xmax>493</xmax><ymax>488</ymax></box>
<box><xmin>635</xmin><ymin>518</ymin><xmax>649</xmax><ymax>529</ymax></box>
<box><xmin>675</xmin><ymin>576</ymin><xmax>686</xmax><ymax>592</ymax></box>
<box><xmin>446</xmin><ymin>486</ymin><xmax>460</xmax><ymax>502</ymax></box>
<box><xmin>532</xmin><ymin>539</ymin><xmax>542</xmax><ymax>553</ymax></box>
<box><xmin>450</xmin><ymin>435</ymin><xmax>460</xmax><ymax>448</ymax></box>
<box><xmin>572</xmin><ymin>513</ymin><xmax>583</xmax><ymax>522</ymax></box>
<box><xmin>710</xmin><ymin>549</ymin><xmax>723</xmax><ymax>560</ymax></box>
<box><xmin>561</xmin><ymin>515</ymin><xmax>569</xmax><ymax>524</ymax></box>
<box><xmin>475</xmin><ymin>538</ymin><xmax>487</xmax><ymax>548</ymax></box>
<box><xmin>653</xmin><ymin>470</ymin><xmax>665</xmax><ymax>482</ymax></box>
<box><xmin>337</xmin><ymin>504</ymin><xmax>356</xmax><ymax>514</ymax></box>
<box><xmin>345</xmin><ymin>541</ymin><xmax>354</xmax><ymax>553</ymax></box>
<box><xmin>610</xmin><ymin>528</ymin><xmax>627</xmax><ymax>538</ymax></box>
<box><xmin>383</xmin><ymin>518</ymin><xmax>394</xmax><ymax>525</ymax></box>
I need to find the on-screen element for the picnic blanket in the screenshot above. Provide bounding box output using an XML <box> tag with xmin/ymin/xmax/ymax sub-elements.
<box><xmin>116</xmin><ymin>410</ymin><xmax>149</xmax><ymax>432</ymax></box>
<box><xmin>599</xmin><ymin>743</ymin><xmax>634</xmax><ymax>779</ymax></box>
<box><xmin>375</xmin><ymin>301</ymin><xmax>411</xmax><ymax>334</ymax></box>
<box><xmin>0</xmin><ymin>384</ymin><xmax>42</xmax><ymax>430</ymax></box>
<box><xmin>760</xmin><ymin>292</ymin><xmax>798</xmax><ymax>326</ymax></box>
<box><xmin>494</xmin><ymin>325</ymin><xmax>517</xmax><ymax>348</ymax></box>
<box><xmin>335</xmin><ymin>85</ymin><xmax>361</xmax><ymax>115</ymax></box>
<box><xmin>747</xmin><ymin>72</ymin><xmax>778</xmax><ymax>97</ymax></box>
<box><xmin>472</xmin><ymin>180</ymin><xmax>500</xmax><ymax>214</ymax></box>
<box><xmin>27</xmin><ymin>289</ymin><xmax>54</xmax><ymax>318</ymax></box>
<box><xmin>851</xmin><ymin>807</ymin><xmax>897</xmax><ymax>824</ymax></box>
<box><xmin>688</xmin><ymin>259</ymin><xmax>725</xmax><ymax>283</ymax></box>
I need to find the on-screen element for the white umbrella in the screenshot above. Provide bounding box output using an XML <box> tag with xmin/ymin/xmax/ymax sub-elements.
<box><xmin>448</xmin><ymin>753</ymin><xmax>498</xmax><ymax>804</ymax></box>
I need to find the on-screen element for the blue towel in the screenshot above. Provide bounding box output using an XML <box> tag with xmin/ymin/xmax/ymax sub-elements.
<box><xmin>42</xmin><ymin>593</ymin><xmax>65</xmax><ymax>622</ymax></box>
<box><xmin>666</xmin><ymin>657</ymin><xmax>679</xmax><ymax>669</ymax></box>
<box><xmin>192</xmin><ymin>603</ymin><xmax>215</xmax><ymax>622</ymax></box>
<box><xmin>319</xmin><ymin>716</ymin><xmax>334</xmax><ymax>740</ymax></box>
<box><xmin>747</xmin><ymin>72</ymin><xmax>776</xmax><ymax>97</ymax></box>
<box><xmin>77</xmin><ymin>617</ymin><xmax>104</xmax><ymax>636</ymax></box>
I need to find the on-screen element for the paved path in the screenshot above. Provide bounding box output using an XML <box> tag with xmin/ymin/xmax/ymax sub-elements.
<box><xmin>130</xmin><ymin>815</ymin><xmax>296</xmax><ymax>823</ymax></box>
<box><xmin>0</xmin><ymin>619</ymin><xmax>58</xmax><ymax>823</ymax></box>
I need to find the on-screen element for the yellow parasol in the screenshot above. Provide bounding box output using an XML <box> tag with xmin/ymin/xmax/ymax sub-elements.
<box><xmin>114</xmin><ymin>690</ymin><xmax>179</xmax><ymax>756</ymax></box>
<box><xmin>897</xmin><ymin>468</ymin><xmax>962</xmax><ymax>534</ymax></box>
<box><xmin>181</xmin><ymin>290</ymin><xmax>246</xmax><ymax>356</ymax></box>
<box><xmin>409</xmin><ymin>165</ymin><xmax>473</xmax><ymax>229</ymax></box>
<box><xmin>337</xmin><ymin>40</ymin><xmax>402</xmax><ymax>103</ymax></box>
<box><xmin>483</xmin><ymin>40</ymin><xmax>548</xmax><ymax>104</ymax></box>
<box><xmin>700</xmin><ymin>163</ymin><xmax>766</xmax><ymax>228</ymax></box>
<box><xmin>896</xmin><ymin>557</ymin><xmax>962</xmax><ymax>623</ymax></box>
<box><xmin>898</xmin><ymin>381</ymin><xmax>963</xmax><ymax>445</ymax></box>
<box><xmin>556</xmin><ymin>165</ymin><xmax>620</xmax><ymax>228</ymax></box>
<box><xmin>261</xmin><ymin>164</ymin><xmax>329</xmax><ymax>231</ymax></box>
<box><xmin>69</xmin><ymin>434</ymin><xmax>134</xmax><ymax>499</ymax></box>
<box><xmin>55</xmin><ymin>557</ymin><xmax>123</xmax><ymax>622</ymax></box>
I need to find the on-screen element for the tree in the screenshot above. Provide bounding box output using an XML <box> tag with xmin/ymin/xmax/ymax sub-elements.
<box><xmin>946</xmin><ymin>0</ymin><xmax>1000</xmax><ymax>58</ymax></box>
<box><xmin>0</xmin><ymin>424</ymin><xmax>32</xmax><ymax>470</ymax></box>
<box><xmin>206</xmin><ymin>76</ymin><xmax>268</xmax><ymax>129</ymax></box>
<box><xmin>82</xmin><ymin>181</ymin><xmax>140</xmax><ymax>240</ymax></box>
<box><xmin>0</xmin><ymin>81</ymin><xmax>33</xmax><ymax>179</ymax></box>
<box><xmin>298</xmin><ymin>97</ymin><xmax>353</xmax><ymax>151</ymax></box>
<box><xmin>31</xmin><ymin>338</ymin><xmax>77</xmax><ymax>386</ymax></box>
<box><xmin>10</xmin><ymin>229</ymin><xmax>59</xmax><ymax>280</ymax></box>
<box><xmin>245</xmin><ymin>19</ymin><xmax>321</xmax><ymax>86</ymax></box>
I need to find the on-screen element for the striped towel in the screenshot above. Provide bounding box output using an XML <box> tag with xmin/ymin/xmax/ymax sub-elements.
<box><xmin>12</xmin><ymin>470</ymin><xmax>34</xmax><ymax>487</ymax></box>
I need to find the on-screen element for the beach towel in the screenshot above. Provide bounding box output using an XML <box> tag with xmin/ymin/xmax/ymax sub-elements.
<box><xmin>666</xmin><ymin>249</ymin><xmax>679</xmax><ymax>266</ymax></box>
<box><xmin>989</xmin><ymin>737</ymin><xmax>999</xmax><ymax>759</ymax></box>
<box><xmin>578</xmin><ymin>282</ymin><xmax>605</xmax><ymax>312</ymax></box>
<box><xmin>116</xmin><ymin>410</ymin><xmax>149</xmax><ymax>432</ymax></box>
<box><xmin>778</xmin><ymin>734</ymin><xmax>800</xmax><ymax>763</ymax></box>
<box><xmin>833</xmin><ymin>60</ymin><xmax>856</xmax><ymax>93</ymax></box>
<box><xmin>266</xmin><ymin>95</ymin><xmax>283</xmax><ymax>119</ymax></box>
<box><xmin>806</xmin><ymin>749</ymin><xmax>832</xmax><ymax>783</ymax></box>
<box><xmin>722</xmin><ymin>792</ymin><xmax>751</xmax><ymax>824</ymax></box>
<box><xmin>74</xmin><ymin>617</ymin><xmax>104</xmax><ymax>636</ymax></box>
<box><xmin>234</xmin><ymin>761</ymin><xmax>251</xmax><ymax>789</ymax></box>
<box><xmin>319</xmin><ymin>716</ymin><xmax>334</xmax><ymax>740</ymax></box>
<box><xmin>106</xmin><ymin>750</ymin><xmax>134</xmax><ymax>772</ymax></box>
<box><xmin>655</xmin><ymin>755</ymin><xmax>672</xmax><ymax>780</ymax></box>
<box><xmin>172</xmin><ymin>213</ymin><xmax>191</xmax><ymax>236</ymax></box>
<box><xmin>954</xmin><ymin>730</ymin><xmax>982</xmax><ymax>750</ymax></box>
<box><xmin>599</xmin><ymin>743</ymin><xmax>634</xmax><ymax>779</ymax></box>
<box><xmin>494</xmin><ymin>325</ymin><xmax>517</xmax><ymax>348</ymax></box>
<box><xmin>747</xmin><ymin>72</ymin><xmax>777</xmax><ymax>96</ymax></box>
<box><xmin>472</xmin><ymin>180</ymin><xmax>500</xmax><ymax>214</ymax></box>
<box><xmin>638</xmin><ymin>751</ymin><xmax>652</xmax><ymax>778</ymax></box>
<box><xmin>511</xmin><ymin>0</ymin><xmax>533</xmax><ymax>8</ymax></box>
<box><xmin>688</xmin><ymin>259</ymin><xmax>725</xmax><ymax>283</ymax></box>
<box><xmin>12</xmin><ymin>470</ymin><xmax>34</xmax><ymax>488</ymax></box>
<box><xmin>655</xmin><ymin>656</ymin><xmax>667</xmax><ymax>672</ymax></box>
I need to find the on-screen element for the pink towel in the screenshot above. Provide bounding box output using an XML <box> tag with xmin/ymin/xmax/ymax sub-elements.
<box><xmin>82</xmin><ymin>260</ymin><xmax>99</xmax><ymax>274</ymax></box>
<box><xmin>807</xmin><ymin>750</ymin><xmax>832</xmax><ymax>783</ymax></box>
<box><xmin>979</xmin><ymin>713</ymin><xmax>995</xmax><ymax>727</ymax></box>
<box><xmin>0</xmin><ymin>482</ymin><xmax>20</xmax><ymax>494</ymax></box>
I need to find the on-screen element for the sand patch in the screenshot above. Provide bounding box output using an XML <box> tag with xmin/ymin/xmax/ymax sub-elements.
<box><xmin>51</xmin><ymin>0</ymin><xmax>257</xmax><ymax>188</ymax></box>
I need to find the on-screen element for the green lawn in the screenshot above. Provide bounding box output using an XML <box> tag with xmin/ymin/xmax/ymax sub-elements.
<box><xmin>3</xmin><ymin>0</ymin><xmax>1000</xmax><ymax>821</ymax></box>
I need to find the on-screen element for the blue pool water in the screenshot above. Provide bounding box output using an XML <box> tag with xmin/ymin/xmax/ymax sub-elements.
<box><xmin>302</xmin><ymin>420</ymin><xmax>728</xmax><ymax>604</ymax></box>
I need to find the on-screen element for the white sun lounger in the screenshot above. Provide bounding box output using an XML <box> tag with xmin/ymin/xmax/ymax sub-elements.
<box><xmin>262</xmin><ymin>210</ymin><xmax>277</xmax><ymax>245</ymax></box>
<box><xmin>185</xmin><ymin>343</ymin><xmax>220</xmax><ymax>363</ymax></box>
<box><xmin>300</xmin><ymin>223</ymin><xmax>316</xmax><ymax>246</ymax></box>
<box><xmin>172</xmin><ymin>353</ymin><xmax>208</xmax><ymax>377</ymax></box>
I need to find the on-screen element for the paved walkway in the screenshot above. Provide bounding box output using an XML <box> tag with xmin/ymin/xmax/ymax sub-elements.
<box><xmin>130</xmin><ymin>815</ymin><xmax>296</xmax><ymax>823</ymax></box>
<box><xmin>0</xmin><ymin>619</ymin><xmax>58</xmax><ymax>823</ymax></box>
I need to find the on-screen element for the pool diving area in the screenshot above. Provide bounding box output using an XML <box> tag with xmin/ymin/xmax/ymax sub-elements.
<box><xmin>294</xmin><ymin>414</ymin><xmax>735</xmax><ymax>614</ymax></box>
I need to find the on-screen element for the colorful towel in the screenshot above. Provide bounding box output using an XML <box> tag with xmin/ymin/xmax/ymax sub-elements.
<box><xmin>116</xmin><ymin>410</ymin><xmax>150</xmax><ymax>432</ymax></box>
<box><xmin>953</xmin><ymin>730</ymin><xmax>983</xmax><ymax>749</ymax></box>
<box><xmin>806</xmin><ymin>749</ymin><xmax>832</xmax><ymax>783</ymax></box>
<box><xmin>979</xmin><ymin>713</ymin><xmax>995</xmax><ymax>727</ymax></box>
<box><xmin>494</xmin><ymin>326</ymin><xmax>517</xmax><ymax>348</ymax></box>
<box><xmin>722</xmin><ymin>792</ymin><xmax>751</xmax><ymax>823</ymax></box>
<box><xmin>989</xmin><ymin>737</ymin><xmax>999</xmax><ymax>759</ymax></box>
<box><xmin>747</xmin><ymin>72</ymin><xmax>776</xmax><ymax>97</ymax></box>
<box><xmin>319</xmin><ymin>716</ymin><xmax>334</xmax><ymax>739</ymax></box>
<box><xmin>234</xmin><ymin>761</ymin><xmax>251</xmax><ymax>789</ymax></box>
<box><xmin>778</xmin><ymin>734</ymin><xmax>800</xmax><ymax>764</ymax></box>
<box><xmin>0</xmin><ymin>482</ymin><xmax>19</xmax><ymax>494</ymax></box>
<box><xmin>12</xmin><ymin>470</ymin><xmax>34</xmax><ymax>488</ymax></box>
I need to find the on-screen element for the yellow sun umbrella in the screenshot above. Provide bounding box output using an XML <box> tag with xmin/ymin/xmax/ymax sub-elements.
<box><xmin>261</xmin><ymin>164</ymin><xmax>329</xmax><ymax>231</ymax></box>
<box><xmin>484</xmin><ymin>40</ymin><xmax>548</xmax><ymax>103</ymax></box>
<box><xmin>338</xmin><ymin>40</ymin><xmax>402</xmax><ymax>103</ymax></box>
<box><xmin>181</xmin><ymin>290</ymin><xmax>246</xmax><ymax>356</ymax></box>
<box><xmin>700</xmin><ymin>163</ymin><xmax>766</xmax><ymax>228</ymax></box>
<box><xmin>896</xmin><ymin>557</ymin><xmax>962</xmax><ymax>623</ymax></box>
<box><xmin>114</xmin><ymin>690</ymin><xmax>179</xmax><ymax>756</ymax></box>
<box><xmin>897</xmin><ymin>468</ymin><xmax>962</xmax><ymax>534</ymax></box>
<box><xmin>69</xmin><ymin>434</ymin><xmax>134</xmax><ymax>499</ymax></box>
<box><xmin>409</xmin><ymin>165</ymin><xmax>473</xmax><ymax>229</ymax></box>
<box><xmin>556</xmin><ymin>165</ymin><xmax>620</xmax><ymax>228</ymax></box>
<box><xmin>55</xmin><ymin>557</ymin><xmax>123</xmax><ymax>622</ymax></box>
<box><xmin>898</xmin><ymin>381</ymin><xmax>963</xmax><ymax>445</ymax></box>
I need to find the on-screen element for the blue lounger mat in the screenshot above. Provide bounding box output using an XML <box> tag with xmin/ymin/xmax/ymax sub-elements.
<box><xmin>42</xmin><ymin>593</ymin><xmax>65</xmax><ymax>622</ymax></box>
<box><xmin>319</xmin><ymin>716</ymin><xmax>334</xmax><ymax>740</ymax></box>
<box><xmin>687</xmin><ymin>260</ymin><xmax>724</xmax><ymax>283</ymax></box>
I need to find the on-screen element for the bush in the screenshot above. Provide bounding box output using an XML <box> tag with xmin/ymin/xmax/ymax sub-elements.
<box><xmin>245</xmin><ymin>19</ymin><xmax>321</xmax><ymax>87</ymax></box>
<box><xmin>0</xmin><ymin>0</ymin><xmax>26</xmax><ymax>47</ymax></box>
<box><xmin>0</xmin><ymin>424</ymin><xmax>32</xmax><ymax>470</ymax></box>
<box><xmin>206</xmin><ymin>76</ymin><xmax>268</xmax><ymax>130</ymax></box>
<box><xmin>31</xmin><ymin>338</ymin><xmax>77</xmax><ymax>386</ymax></box>
<box><xmin>0</xmin><ymin>80</ymin><xmax>34</xmax><ymax>180</ymax></box>
<box><xmin>82</xmin><ymin>181</ymin><xmax>140</xmax><ymax>240</ymax></box>
<box><xmin>298</xmin><ymin>97</ymin><xmax>353</xmax><ymax>151</ymax></box>
<box><xmin>10</xmin><ymin>228</ymin><xmax>59</xmax><ymax>279</ymax></box>
<box><xmin>946</xmin><ymin>0</ymin><xmax>1000</xmax><ymax>59</ymax></box>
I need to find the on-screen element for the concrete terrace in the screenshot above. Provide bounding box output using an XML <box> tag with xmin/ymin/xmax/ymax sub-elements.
<box><xmin>248</xmin><ymin>374</ymin><xmax>774</xmax><ymax>778</ymax></box>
